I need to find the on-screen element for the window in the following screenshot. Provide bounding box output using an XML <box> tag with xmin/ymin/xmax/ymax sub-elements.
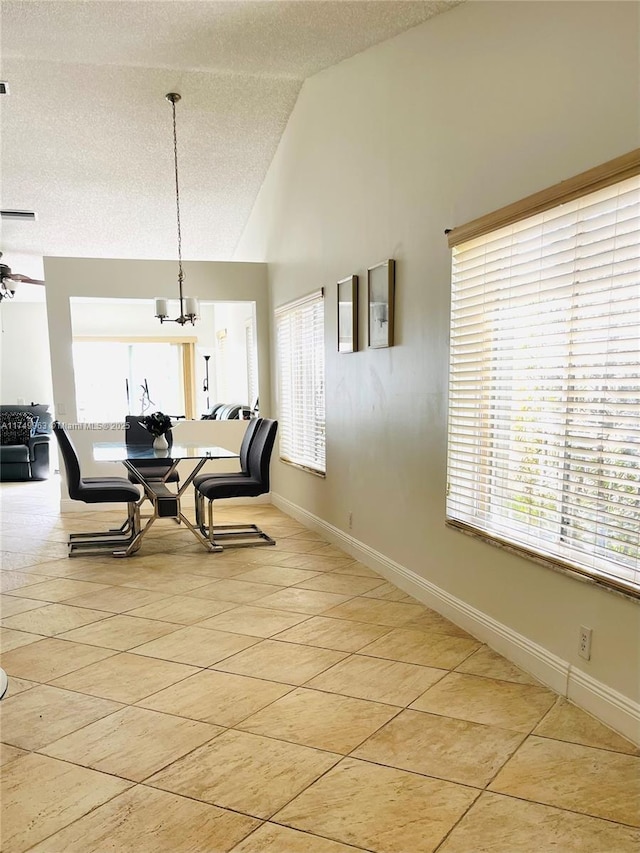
<box><xmin>446</xmin><ymin>155</ymin><xmax>640</xmax><ymax>597</ymax></box>
<box><xmin>276</xmin><ymin>290</ymin><xmax>325</xmax><ymax>474</ymax></box>
<box><xmin>73</xmin><ymin>339</ymin><xmax>192</xmax><ymax>421</ymax></box>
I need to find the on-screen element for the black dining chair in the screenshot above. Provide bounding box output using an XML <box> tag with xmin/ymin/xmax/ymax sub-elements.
<box><xmin>193</xmin><ymin>417</ymin><xmax>261</xmax><ymax>528</ymax></box>
<box><xmin>195</xmin><ymin>418</ymin><xmax>278</xmax><ymax>549</ymax></box>
<box><xmin>194</xmin><ymin>416</ymin><xmax>260</xmax><ymax>487</ymax></box>
<box><xmin>53</xmin><ymin>422</ymin><xmax>142</xmax><ymax>556</ymax></box>
<box><xmin>124</xmin><ymin>416</ymin><xmax>179</xmax><ymax>484</ymax></box>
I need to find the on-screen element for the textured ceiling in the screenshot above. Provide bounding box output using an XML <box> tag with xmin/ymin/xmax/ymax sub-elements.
<box><xmin>0</xmin><ymin>0</ymin><xmax>461</xmax><ymax>283</ymax></box>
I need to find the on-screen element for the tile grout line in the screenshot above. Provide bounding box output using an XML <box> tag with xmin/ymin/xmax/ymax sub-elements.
<box><xmin>5</xmin><ymin>498</ymin><xmax>638</xmax><ymax>849</ymax></box>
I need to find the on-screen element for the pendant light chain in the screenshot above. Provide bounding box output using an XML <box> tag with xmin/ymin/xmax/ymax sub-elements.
<box><xmin>155</xmin><ymin>92</ymin><xmax>198</xmax><ymax>325</ymax></box>
<box><xmin>170</xmin><ymin>95</ymin><xmax>184</xmax><ymax>304</ymax></box>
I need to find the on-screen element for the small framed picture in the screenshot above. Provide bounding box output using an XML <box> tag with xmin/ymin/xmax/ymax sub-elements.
<box><xmin>367</xmin><ymin>259</ymin><xmax>395</xmax><ymax>348</ymax></box>
<box><xmin>337</xmin><ymin>275</ymin><xmax>358</xmax><ymax>353</ymax></box>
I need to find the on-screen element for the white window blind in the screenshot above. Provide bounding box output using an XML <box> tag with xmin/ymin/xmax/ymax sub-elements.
<box><xmin>447</xmin><ymin>175</ymin><xmax>640</xmax><ymax>596</ymax></box>
<box><xmin>275</xmin><ymin>290</ymin><xmax>326</xmax><ymax>474</ymax></box>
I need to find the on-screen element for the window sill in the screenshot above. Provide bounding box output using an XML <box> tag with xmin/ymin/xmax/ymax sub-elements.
<box><xmin>279</xmin><ymin>457</ymin><xmax>326</xmax><ymax>479</ymax></box>
<box><xmin>445</xmin><ymin>518</ymin><xmax>639</xmax><ymax>603</ymax></box>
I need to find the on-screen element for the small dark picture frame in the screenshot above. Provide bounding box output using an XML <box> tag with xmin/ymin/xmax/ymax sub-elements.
<box><xmin>337</xmin><ymin>275</ymin><xmax>358</xmax><ymax>353</ymax></box>
<box><xmin>367</xmin><ymin>259</ymin><xmax>395</xmax><ymax>348</ymax></box>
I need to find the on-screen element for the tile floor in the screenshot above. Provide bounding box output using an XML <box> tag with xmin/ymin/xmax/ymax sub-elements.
<box><xmin>1</xmin><ymin>479</ymin><xmax>639</xmax><ymax>853</ymax></box>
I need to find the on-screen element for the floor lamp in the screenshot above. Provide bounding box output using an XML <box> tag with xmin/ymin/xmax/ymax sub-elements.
<box><xmin>203</xmin><ymin>355</ymin><xmax>211</xmax><ymax>411</ymax></box>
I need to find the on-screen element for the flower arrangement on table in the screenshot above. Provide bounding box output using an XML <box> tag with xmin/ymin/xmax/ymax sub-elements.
<box><xmin>139</xmin><ymin>411</ymin><xmax>174</xmax><ymax>452</ymax></box>
<box><xmin>139</xmin><ymin>411</ymin><xmax>173</xmax><ymax>437</ymax></box>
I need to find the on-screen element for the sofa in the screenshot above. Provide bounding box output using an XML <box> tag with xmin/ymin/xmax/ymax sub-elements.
<box><xmin>0</xmin><ymin>404</ymin><xmax>53</xmax><ymax>481</ymax></box>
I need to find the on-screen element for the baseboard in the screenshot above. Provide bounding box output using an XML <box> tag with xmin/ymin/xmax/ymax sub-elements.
<box><xmin>568</xmin><ymin>667</ymin><xmax>640</xmax><ymax>745</ymax></box>
<box><xmin>272</xmin><ymin>492</ymin><xmax>640</xmax><ymax>746</ymax></box>
<box><xmin>59</xmin><ymin>493</ymin><xmax>271</xmax><ymax>514</ymax></box>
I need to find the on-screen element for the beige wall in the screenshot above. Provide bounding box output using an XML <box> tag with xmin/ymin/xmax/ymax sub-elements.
<box><xmin>237</xmin><ymin>1</ymin><xmax>640</xmax><ymax>704</ymax></box>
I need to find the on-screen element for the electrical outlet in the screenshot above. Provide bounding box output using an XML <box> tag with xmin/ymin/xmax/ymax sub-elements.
<box><xmin>348</xmin><ymin>512</ymin><xmax>353</xmax><ymax>530</ymax></box>
<box><xmin>579</xmin><ymin>626</ymin><xmax>592</xmax><ymax>660</ymax></box>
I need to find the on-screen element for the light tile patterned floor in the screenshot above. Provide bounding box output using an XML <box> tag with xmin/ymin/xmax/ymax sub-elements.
<box><xmin>1</xmin><ymin>479</ymin><xmax>639</xmax><ymax>853</ymax></box>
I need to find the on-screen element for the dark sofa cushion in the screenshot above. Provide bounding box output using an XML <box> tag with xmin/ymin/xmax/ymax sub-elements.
<box><xmin>0</xmin><ymin>405</ymin><xmax>52</xmax><ymax>481</ymax></box>
<box><xmin>0</xmin><ymin>444</ymin><xmax>30</xmax><ymax>463</ymax></box>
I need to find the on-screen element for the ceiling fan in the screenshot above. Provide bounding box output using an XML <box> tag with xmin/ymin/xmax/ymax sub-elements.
<box><xmin>0</xmin><ymin>252</ymin><xmax>45</xmax><ymax>301</ymax></box>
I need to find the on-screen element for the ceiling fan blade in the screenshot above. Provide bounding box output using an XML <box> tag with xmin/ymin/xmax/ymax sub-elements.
<box><xmin>5</xmin><ymin>273</ymin><xmax>45</xmax><ymax>285</ymax></box>
<box><xmin>0</xmin><ymin>260</ymin><xmax>45</xmax><ymax>287</ymax></box>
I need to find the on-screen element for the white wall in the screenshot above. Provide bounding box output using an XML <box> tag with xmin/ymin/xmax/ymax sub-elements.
<box><xmin>237</xmin><ymin>0</ymin><xmax>640</xmax><ymax>733</ymax></box>
<box><xmin>211</xmin><ymin>302</ymin><xmax>255</xmax><ymax>406</ymax></box>
<box><xmin>0</xmin><ymin>302</ymin><xmax>53</xmax><ymax>405</ymax></box>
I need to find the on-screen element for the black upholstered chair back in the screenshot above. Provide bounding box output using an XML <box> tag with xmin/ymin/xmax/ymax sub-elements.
<box><xmin>247</xmin><ymin>419</ymin><xmax>278</xmax><ymax>490</ymax></box>
<box><xmin>53</xmin><ymin>422</ymin><xmax>83</xmax><ymax>500</ymax></box>
<box><xmin>238</xmin><ymin>418</ymin><xmax>261</xmax><ymax>474</ymax></box>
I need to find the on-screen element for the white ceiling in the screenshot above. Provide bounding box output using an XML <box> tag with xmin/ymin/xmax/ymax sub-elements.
<box><xmin>0</xmin><ymin>0</ymin><xmax>461</xmax><ymax>284</ymax></box>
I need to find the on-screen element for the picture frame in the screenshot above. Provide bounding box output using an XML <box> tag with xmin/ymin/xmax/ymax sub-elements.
<box><xmin>367</xmin><ymin>259</ymin><xmax>395</xmax><ymax>348</ymax></box>
<box><xmin>337</xmin><ymin>274</ymin><xmax>358</xmax><ymax>353</ymax></box>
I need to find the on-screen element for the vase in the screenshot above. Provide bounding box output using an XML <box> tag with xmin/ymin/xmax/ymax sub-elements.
<box><xmin>153</xmin><ymin>434</ymin><xmax>169</xmax><ymax>452</ymax></box>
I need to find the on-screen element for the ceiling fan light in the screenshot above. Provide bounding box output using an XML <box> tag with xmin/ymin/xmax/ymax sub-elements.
<box><xmin>0</xmin><ymin>280</ymin><xmax>17</xmax><ymax>301</ymax></box>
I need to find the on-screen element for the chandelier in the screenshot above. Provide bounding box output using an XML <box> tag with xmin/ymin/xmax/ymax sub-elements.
<box><xmin>155</xmin><ymin>93</ymin><xmax>199</xmax><ymax>325</ymax></box>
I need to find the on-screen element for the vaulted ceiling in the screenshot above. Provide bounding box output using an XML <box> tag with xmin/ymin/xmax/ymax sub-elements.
<box><xmin>0</xmin><ymin>0</ymin><xmax>461</xmax><ymax>281</ymax></box>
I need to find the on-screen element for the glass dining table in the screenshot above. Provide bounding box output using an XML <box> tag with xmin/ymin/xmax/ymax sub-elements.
<box><xmin>93</xmin><ymin>441</ymin><xmax>238</xmax><ymax>556</ymax></box>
